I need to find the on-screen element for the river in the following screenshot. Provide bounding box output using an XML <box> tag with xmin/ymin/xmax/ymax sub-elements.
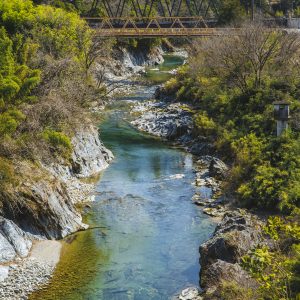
<box><xmin>30</xmin><ymin>54</ymin><xmax>215</xmax><ymax>300</ymax></box>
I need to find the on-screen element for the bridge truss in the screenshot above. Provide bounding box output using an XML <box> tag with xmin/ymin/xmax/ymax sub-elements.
<box><xmin>86</xmin><ymin>0</ymin><xmax>227</xmax><ymax>37</ymax></box>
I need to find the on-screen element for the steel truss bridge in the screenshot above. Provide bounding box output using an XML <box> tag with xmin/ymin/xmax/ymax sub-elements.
<box><xmin>86</xmin><ymin>16</ymin><xmax>237</xmax><ymax>37</ymax></box>
<box><xmin>85</xmin><ymin>0</ymin><xmax>250</xmax><ymax>37</ymax></box>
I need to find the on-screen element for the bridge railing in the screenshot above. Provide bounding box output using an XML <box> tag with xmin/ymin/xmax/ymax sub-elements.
<box><xmin>84</xmin><ymin>16</ymin><xmax>210</xmax><ymax>29</ymax></box>
<box><xmin>84</xmin><ymin>17</ymin><xmax>243</xmax><ymax>37</ymax></box>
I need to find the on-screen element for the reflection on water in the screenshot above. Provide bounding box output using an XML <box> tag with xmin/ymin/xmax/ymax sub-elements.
<box><xmin>30</xmin><ymin>55</ymin><xmax>215</xmax><ymax>300</ymax></box>
<box><xmin>144</xmin><ymin>54</ymin><xmax>185</xmax><ymax>83</ymax></box>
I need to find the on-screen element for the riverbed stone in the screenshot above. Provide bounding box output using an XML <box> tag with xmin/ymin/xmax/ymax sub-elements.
<box><xmin>202</xmin><ymin>206</ymin><xmax>226</xmax><ymax>218</ymax></box>
<box><xmin>199</xmin><ymin>210</ymin><xmax>263</xmax><ymax>295</ymax></box>
<box><xmin>0</xmin><ymin>266</ymin><xmax>9</xmax><ymax>282</ymax></box>
<box><xmin>173</xmin><ymin>287</ymin><xmax>203</xmax><ymax>300</ymax></box>
<box><xmin>0</xmin><ymin>232</ymin><xmax>16</xmax><ymax>263</ymax></box>
<box><xmin>0</xmin><ymin>218</ymin><xmax>32</xmax><ymax>258</ymax></box>
<box><xmin>179</xmin><ymin>287</ymin><xmax>202</xmax><ymax>300</ymax></box>
<box><xmin>208</xmin><ymin>158</ymin><xmax>228</xmax><ymax>180</ymax></box>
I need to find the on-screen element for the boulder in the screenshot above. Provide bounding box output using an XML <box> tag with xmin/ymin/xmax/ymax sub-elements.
<box><xmin>173</xmin><ymin>287</ymin><xmax>203</xmax><ymax>300</ymax></box>
<box><xmin>0</xmin><ymin>232</ymin><xmax>16</xmax><ymax>263</ymax></box>
<box><xmin>201</xmin><ymin>259</ymin><xmax>254</xmax><ymax>290</ymax></box>
<box><xmin>0</xmin><ymin>218</ymin><xmax>32</xmax><ymax>258</ymax></box>
<box><xmin>208</xmin><ymin>158</ymin><xmax>228</xmax><ymax>180</ymax></box>
<box><xmin>200</xmin><ymin>211</ymin><xmax>262</xmax><ymax>267</ymax></box>
<box><xmin>202</xmin><ymin>207</ymin><xmax>226</xmax><ymax>218</ymax></box>
<box><xmin>199</xmin><ymin>210</ymin><xmax>263</xmax><ymax>294</ymax></box>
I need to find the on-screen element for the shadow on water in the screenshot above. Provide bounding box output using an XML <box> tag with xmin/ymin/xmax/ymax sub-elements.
<box><xmin>29</xmin><ymin>54</ymin><xmax>215</xmax><ymax>300</ymax></box>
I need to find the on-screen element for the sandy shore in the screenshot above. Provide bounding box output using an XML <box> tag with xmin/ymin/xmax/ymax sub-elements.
<box><xmin>30</xmin><ymin>240</ymin><xmax>62</xmax><ymax>265</ymax></box>
<box><xmin>0</xmin><ymin>240</ymin><xmax>62</xmax><ymax>300</ymax></box>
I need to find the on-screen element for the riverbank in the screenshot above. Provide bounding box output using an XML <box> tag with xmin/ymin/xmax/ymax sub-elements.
<box><xmin>129</xmin><ymin>92</ymin><xmax>267</xmax><ymax>299</ymax></box>
<box><xmin>131</xmin><ymin>100</ymin><xmax>229</xmax><ymax>218</ymax></box>
<box><xmin>0</xmin><ymin>126</ymin><xmax>113</xmax><ymax>299</ymax></box>
<box><xmin>0</xmin><ymin>42</ymin><xmax>170</xmax><ymax>299</ymax></box>
<box><xmin>0</xmin><ymin>241</ymin><xmax>61</xmax><ymax>300</ymax></box>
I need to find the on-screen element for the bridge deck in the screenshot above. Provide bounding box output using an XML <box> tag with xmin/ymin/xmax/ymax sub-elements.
<box><xmin>93</xmin><ymin>28</ymin><xmax>235</xmax><ymax>37</ymax></box>
<box><xmin>85</xmin><ymin>17</ymin><xmax>237</xmax><ymax>37</ymax></box>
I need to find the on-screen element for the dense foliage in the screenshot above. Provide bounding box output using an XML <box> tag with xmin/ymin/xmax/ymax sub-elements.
<box><xmin>0</xmin><ymin>0</ymin><xmax>108</xmax><ymax>203</ymax></box>
<box><xmin>165</xmin><ymin>23</ymin><xmax>300</xmax><ymax>214</ymax></box>
<box><xmin>163</xmin><ymin>23</ymin><xmax>300</xmax><ymax>298</ymax></box>
<box><xmin>242</xmin><ymin>216</ymin><xmax>300</xmax><ymax>299</ymax></box>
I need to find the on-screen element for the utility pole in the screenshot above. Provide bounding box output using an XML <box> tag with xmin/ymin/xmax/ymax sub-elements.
<box><xmin>251</xmin><ymin>0</ymin><xmax>255</xmax><ymax>21</ymax></box>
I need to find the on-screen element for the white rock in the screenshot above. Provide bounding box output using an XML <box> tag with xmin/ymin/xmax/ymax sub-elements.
<box><xmin>0</xmin><ymin>266</ymin><xmax>9</xmax><ymax>282</ymax></box>
<box><xmin>179</xmin><ymin>287</ymin><xmax>201</xmax><ymax>300</ymax></box>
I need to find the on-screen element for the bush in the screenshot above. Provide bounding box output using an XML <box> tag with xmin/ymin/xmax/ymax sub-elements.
<box><xmin>242</xmin><ymin>217</ymin><xmax>300</xmax><ymax>299</ymax></box>
<box><xmin>0</xmin><ymin>157</ymin><xmax>15</xmax><ymax>187</ymax></box>
<box><xmin>220</xmin><ymin>281</ymin><xmax>254</xmax><ymax>300</ymax></box>
<box><xmin>0</xmin><ymin>109</ymin><xmax>25</xmax><ymax>137</ymax></box>
<box><xmin>194</xmin><ymin>112</ymin><xmax>217</xmax><ymax>136</ymax></box>
<box><xmin>42</xmin><ymin>129</ymin><xmax>72</xmax><ymax>157</ymax></box>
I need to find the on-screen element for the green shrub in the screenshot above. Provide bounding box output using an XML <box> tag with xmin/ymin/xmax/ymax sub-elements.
<box><xmin>0</xmin><ymin>109</ymin><xmax>25</xmax><ymax>137</ymax></box>
<box><xmin>193</xmin><ymin>112</ymin><xmax>217</xmax><ymax>136</ymax></box>
<box><xmin>0</xmin><ymin>157</ymin><xmax>15</xmax><ymax>188</ymax></box>
<box><xmin>220</xmin><ymin>281</ymin><xmax>254</xmax><ymax>300</ymax></box>
<box><xmin>242</xmin><ymin>217</ymin><xmax>300</xmax><ymax>299</ymax></box>
<box><xmin>42</xmin><ymin>129</ymin><xmax>72</xmax><ymax>157</ymax></box>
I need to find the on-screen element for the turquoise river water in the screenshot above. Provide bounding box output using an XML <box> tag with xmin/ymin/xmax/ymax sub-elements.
<box><xmin>30</xmin><ymin>54</ymin><xmax>215</xmax><ymax>300</ymax></box>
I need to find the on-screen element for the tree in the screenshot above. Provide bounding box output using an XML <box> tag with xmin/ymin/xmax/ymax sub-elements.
<box><xmin>217</xmin><ymin>0</ymin><xmax>246</xmax><ymax>25</ymax></box>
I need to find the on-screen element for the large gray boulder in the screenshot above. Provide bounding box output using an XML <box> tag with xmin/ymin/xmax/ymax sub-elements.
<box><xmin>0</xmin><ymin>218</ymin><xmax>32</xmax><ymax>263</ymax></box>
<box><xmin>0</xmin><ymin>232</ymin><xmax>16</xmax><ymax>263</ymax></box>
<box><xmin>199</xmin><ymin>210</ymin><xmax>262</xmax><ymax>295</ymax></box>
<box><xmin>208</xmin><ymin>157</ymin><xmax>228</xmax><ymax>180</ymax></box>
<box><xmin>0</xmin><ymin>218</ymin><xmax>32</xmax><ymax>258</ymax></box>
<box><xmin>201</xmin><ymin>259</ymin><xmax>254</xmax><ymax>291</ymax></box>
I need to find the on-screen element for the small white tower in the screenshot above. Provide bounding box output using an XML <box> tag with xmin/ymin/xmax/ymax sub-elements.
<box><xmin>273</xmin><ymin>100</ymin><xmax>290</xmax><ymax>136</ymax></box>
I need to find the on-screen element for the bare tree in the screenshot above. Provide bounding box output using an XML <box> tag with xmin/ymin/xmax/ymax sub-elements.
<box><xmin>76</xmin><ymin>26</ymin><xmax>115</xmax><ymax>76</ymax></box>
<box><xmin>190</xmin><ymin>22</ymin><xmax>300</xmax><ymax>93</ymax></box>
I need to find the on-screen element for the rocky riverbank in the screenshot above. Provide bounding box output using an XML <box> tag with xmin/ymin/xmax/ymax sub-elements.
<box><xmin>0</xmin><ymin>43</ymin><xmax>172</xmax><ymax>299</ymax></box>
<box><xmin>129</xmin><ymin>91</ymin><xmax>265</xmax><ymax>299</ymax></box>
<box><xmin>200</xmin><ymin>210</ymin><xmax>264</xmax><ymax>299</ymax></box>
<box><xmin>0</xmin><ymin>240</ymin><xmax>61</xmax><ymax>300</ymax></box>
<box><xmin>0</xmin><ymin>126</ymin><xmax>113</xmax><ymax>299</ymax></box>
<box><xmin>95</xmin><ymin>45</ymin><xmax>165</xmax><ymax>96</ymax></box>
<box><xmin>130</xmin><ymin>100</ymin><xmax>229</xmax><ymax>218</ymax></box>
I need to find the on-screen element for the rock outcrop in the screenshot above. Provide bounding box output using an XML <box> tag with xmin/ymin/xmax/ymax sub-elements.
<box><xmin>0</xmin><ymin>126</ymin><xmax>113</xmax><ymax>264</ymax></box>
<box><xmin>208</xmin><ymin>157</ymin><xmax>228</xmax><ymax>180</ymax></box>
<box><xmin>99</xmin><ymin>45</ymin><xmax>164</xmax><ymax>80</ymax></box>
<box><xmin>199</xmin><ymin>210</ymin><xmax>262</xmax><ymax>298</ymax></box>
<box><xmin>0</xmin><ymin>218</ymin><xmax>32</xmax><ymax>263</ymax></box>
<box><xmin>131</xmin><ymin>101</ymin><xmax>193</xmax><ymax>140</ymax></box>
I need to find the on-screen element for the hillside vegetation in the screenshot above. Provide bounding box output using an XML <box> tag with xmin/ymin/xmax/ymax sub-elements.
<box><xmin>0</xmin><ymin>0</ymin><xmax>111</xmax><ymax>210</ymax></box>
<box><xmin>163</xmin><ymin>23</ymin><xmax>300</xmax><ymax>299</ymax></box>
